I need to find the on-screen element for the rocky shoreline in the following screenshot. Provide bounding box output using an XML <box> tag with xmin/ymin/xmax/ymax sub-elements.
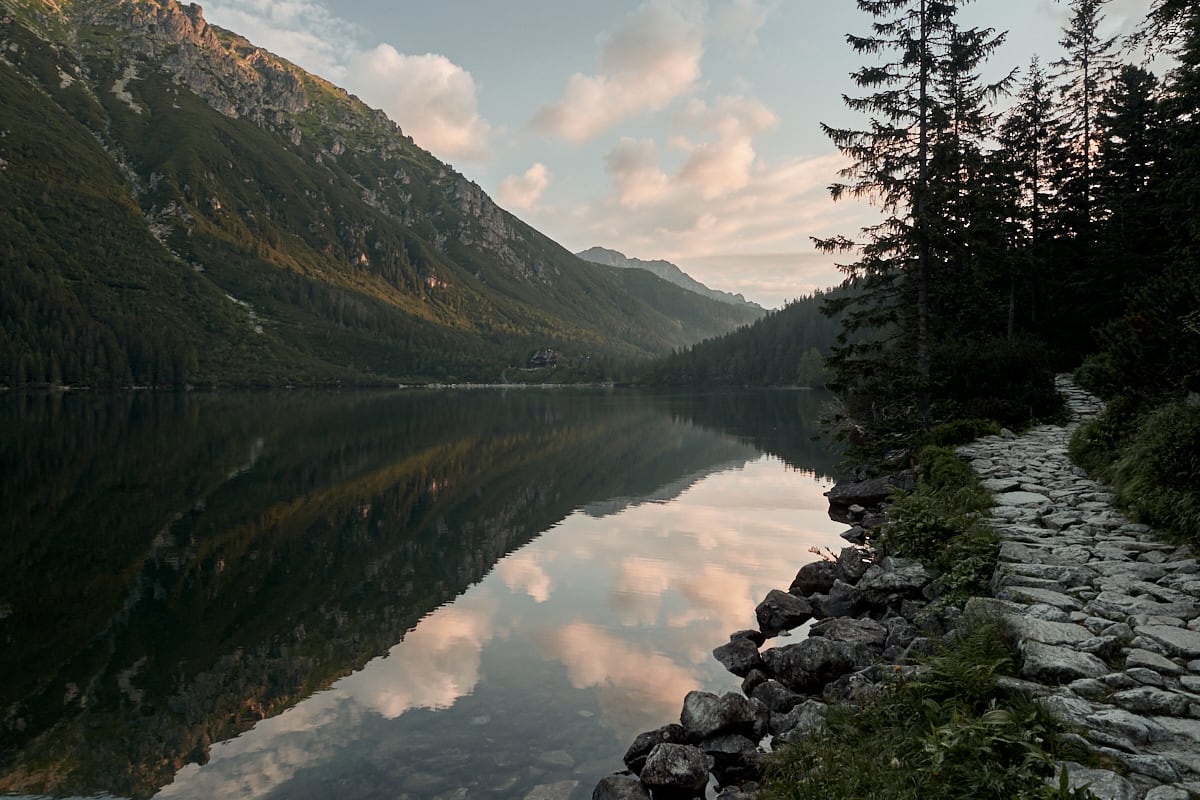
<box><xmin>591</xmin><ymin>377</ymin><xmax>1200</xmax><ymax>800</ymax></box>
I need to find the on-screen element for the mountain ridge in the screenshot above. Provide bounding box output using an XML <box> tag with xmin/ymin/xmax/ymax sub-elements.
<box><xmin>0</xmin><ymin>0</ymin><xmax>762</xmax><ymax>386</ymax></box>
<box><xmin>577</xmin><ymin>246</ymin><xmax>764</xmax><ymax>312</ymax></box>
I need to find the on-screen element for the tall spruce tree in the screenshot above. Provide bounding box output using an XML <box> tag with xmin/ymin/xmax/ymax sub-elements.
<box><xmin>995</xmin><ymin>58</ymin><xmax>1063</xmax><ymax>338</ymax></box>
<box><xmin>817</xmin><ymin>0</ymin><xmax>1007</xmax><ymax>433</ymax></box>
<box><xmin>1051</xmin><ymin>0</ymin><xmax>1119</xmax><ymax>254</ymax></box>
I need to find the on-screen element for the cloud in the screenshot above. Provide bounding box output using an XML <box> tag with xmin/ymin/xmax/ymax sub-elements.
<box><xmin>348</xmin><ymin>45</ymin><xmax>491</xmax><ymax>162</ymax></box>
<box><xmin>342</xmin><ymin>598</ymin><xmax>497</xmax><ymax>718</ymax></box>
<box><xmin>605</xmin><ymin>138</ymin><xmax>671</xmax><ymax>207</ymax></box>
<box><xmin>532</xmin><ymin>0</ymin><xmax>706</xmax><ymax>142</ymax></box>
<box><xmin>540</xmin><ymin>621</ymin><xmax>702</xmax><ymax>731</ymax></box>
<box><xmin>674</xmin><ymin>95</ymin><xmax>778</xmax><ymax>198</ymax></box>
<box><xmin>497</xmin><ymin>163</ymin><xmax>551</xmax><ymax>211</ymax></box>
<box><xmin>496</xmin><ymin>549</ymin><xmax>554</xmax><ymax>601</ymax></box>
<box><xmin>713</xmin><ymin>0</ymin><xmax>776</xmax><ymax>52</ymax></box>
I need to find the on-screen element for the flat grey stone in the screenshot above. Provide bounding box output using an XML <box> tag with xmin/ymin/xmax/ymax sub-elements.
<box><xmin>983</xmin><ymin>477</ymin><xmax>1020</xmax><ymax>492</ymax></box>
<box><xmin>1152</xmin><ymin>716</ymin><xmax>1200</xmax><ymax>745</ymax></box>
<box><xmin>995</xmin><ymin>490</ymin><xmax>1052</xmax><ymax>506</ymax></box>
<box><xmin>999</xmin><ymin>586</ymin><xmax>1082</xmax><ymax>611</ymax></box>
<box><xmin>1059</xmin><ymin>763</ymin><xmax>1139</xmax><ymax>800</ymax></box>
<box><xmin>1006</xmin><ymin>616</ymin><xmax>1094</xmax><ymax>646</ymax></box>
<box><xmin>1127</xmin><ymin>648</ymin><xmax>1184</xmax><ymax>675</ymax></box>
<box><xmin>1112</xmin><ymin>687</ymin><xmax>1191</xmax><ymax>716</ymax></box>
<box><xmin>1139</xmin><ymin>626</ymin><xmax>1200</xmax><ymax>659</ymax></box>
<box><xmin>1021</xmin><ymin>641</ymin><xmax>1108</xmax><ymax>683</ymax></box>
<box><xmin>1144</xmin><ymin>787</ymin><xmax>1190</xmax><ymax>800</ymax></box>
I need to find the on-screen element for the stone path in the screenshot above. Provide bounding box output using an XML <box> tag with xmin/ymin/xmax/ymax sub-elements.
<box><xmin>960</xmin><ymin>377</ymin><xmax>1200</xmax><ymax>800</ymax></box>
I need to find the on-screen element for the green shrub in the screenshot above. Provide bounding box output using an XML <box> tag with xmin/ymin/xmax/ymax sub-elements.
<box><xmin>1110</xmin><ymin>402</ymin><xmax>1200</xmax><ymax>541</ymax></box>
<box><xmin>922</xmin><ymin>418</ymin><xmax>1003</xmax><ymax>448</ymax></box>
<box><xmin>759</xmin><ymin>624</ymin><xmax>1099</xmax><ymax>800</ymax></box>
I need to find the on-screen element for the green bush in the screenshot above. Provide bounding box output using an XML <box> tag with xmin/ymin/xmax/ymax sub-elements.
<box><xmin>922</xmin><ymin>419</ymin><xmax>1003</xmax><ymax>448</ymax></box>
<box><xmin>1071</xmin><ymin>399</ymin><xmax>1200</xmax><ymax>543</ymax></box>
<box><xmin>1110</xmin><ymin>402</ymin><xmax>1200</xmax><ymax>541</ymax></box>
<box><xmin>879</xmin><ymin>446</ymin><xmax>995</xmax><ymax>603</ymax></box>
<box><xmin>759</xmin><ymin>624</ymin><xmax>1099</xmax><ymax>800</ymax></box>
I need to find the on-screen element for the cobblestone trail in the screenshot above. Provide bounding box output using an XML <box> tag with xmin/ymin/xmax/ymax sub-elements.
<box><xmin>960</xmin><ymin>377</ymin><xmax>1200</xmax><ymax>800</ymax></box>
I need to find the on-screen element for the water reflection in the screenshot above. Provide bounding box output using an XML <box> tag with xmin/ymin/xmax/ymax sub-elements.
<box><xmin>0</xmin><ymin>389</ymin><xmax>843</xmax><ymax>800</ymax></box>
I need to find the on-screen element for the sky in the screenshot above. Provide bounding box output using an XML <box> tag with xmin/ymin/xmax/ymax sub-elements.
<box><xmin>201</xmin><ymin>0</ymin><xmax>1158</xmax><ymax>309</ymax></box>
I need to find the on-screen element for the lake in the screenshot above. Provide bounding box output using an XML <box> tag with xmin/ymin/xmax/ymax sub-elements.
<box><xmin>0</xmin><ymin>388</ymin><xmax>845</xmax><ymax>800</ymax></box>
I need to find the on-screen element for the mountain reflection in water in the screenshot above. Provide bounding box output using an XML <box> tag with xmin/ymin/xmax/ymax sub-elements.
<box><xmin>0</xmin><ymin>388</ymin><xmax>843</xmax><ymax>799</ymax></box>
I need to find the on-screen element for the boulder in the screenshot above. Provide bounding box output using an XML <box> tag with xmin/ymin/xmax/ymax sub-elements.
<box><xmin>756</xmin><ymin>589</ymin><xmax>812</xmax><ymax>636</ymax></box>
<box><xmin>680</xmin><ymin>691</ymin><xmax>757</xmax><ymax>740</ymax></box>
<box><xmin>835</xmin><ymin>547</ymin><xmax>870</xmax><ymax>583</ymax></box>
<box><xmin>592</xmin><ymin>776</ymin><xmax>651</xmax><ymax>800</ymax></box>
<box><xmin>809</xmin><ymin>617</ymin><xmax>889</xmax><ymax>653</ymax></box>
<box><xmin>856</xmin><ymin>559</ymin><xmax>932</xmax><ymax>607</ymax></box>
<box><xmin>1020</xmin><ymin>641</ymin><xmax>1108</xmax><ymax>683</ymax></box>
<box><xmin>623</xmin><ymin>724</ymin><xmax>687</xmax><ymax>773</ymax></box>
<box><xmin>811</xmin><ymin>580</ymin><xmax>864</xmax><ymax>619</ymax></box>
<box><xmin>713</xmin><ymin>637</ymin><xmax>763</xmax><ymax>677</ymax></box>
<box><xmin>640</xmin><ymin>744</ymin><xmax>712</xmax><ymax>795</ymax></box>
<box><xmin>760</xmin><ymin>638</ymin><xmax>870</xmax><ymax>694</ymax></box>
<box><xmin>826</xmin><ymin>472</ymin><xmax>914</xmax><ymax>507</ymax></box>
<box><xmin>789</xmin><ymin>560</ymin><xmax>836</xmax><ymax>597</ymax></box>
<box><xmin>749</xmin><ymin>679</ymin><xmax>803</xmax><ymax>713</ymax></box>
<box><xmin>771</xmin><ymin>698</ymin><xmax>827</xmax><ymax>743</ymax></box>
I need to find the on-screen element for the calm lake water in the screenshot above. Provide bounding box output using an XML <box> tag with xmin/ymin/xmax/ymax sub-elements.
<box><xmin>0</xmin><ymin>388</ymin><xmax>844</xmax><ymax>800</ymax></box>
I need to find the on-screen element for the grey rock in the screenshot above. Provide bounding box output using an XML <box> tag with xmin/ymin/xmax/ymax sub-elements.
<box><xmin>756</xmin><ymin>589</ymin><xmax>812</xmax><ymax>636</ymax></box>
<box><xmin>1020</xmin><ymin>641</ymin><xmax>1109</xmax><ymax>683</ymax></box>
<box><xmin>1139</xmin><ymin>626</ymin><xmax>1200</xmax><ymax>658</ymax></box>
<box><xmin>827</xmin><ymin>472</ymin><xmax>913</xmax><ymax>507</ymax></box>
<box><xmin>995</xmin><ymin>490</ymin><xmax>1052</xmax><ymax>506</ymax></box>
<box><xmin>813</xmin><ymin>580</ymin><xmax>863</xmax><ymax>619</ymax></box>
<box><xmin>713</xmin><ymin>637</ymin><xmax>763</xmax><ymax>678</ymax></box>
<box><xmin>591</xmin><ymin>776</ymin><xmax>651</xmax><ymax>800</ymax></box>
<box><xmin>1059</xmin><ymin>763</ymin><xmax>1140</xmax><ymax>800</ymax></box>
<box><xmin>1112</xmin><ymin>687</ymin><xmax>1191</xmax><ymax>717</ymax></box>
<box><xmin>789</xmin><ymin>560</ymin><xmax>836</xmax><ymax>597</ymax></box>
<box><xmin>809</xmin><ymin>617</ymin><xmax>888</xmax><ymax>652</ymax></box>
<box><xmin>772</xmin><ymin>699</ymin><xmax>827</xmax><ymax>743</ymax></box>
<box><xmin>761</xmin><ymin>638</ymin><xmax>870</xmax><ymax>693</ymax></box>
<box><xmin>1005</xmin><ymin>616</ymin><xmax>1094</xmax><ymax>646</ymax></box>
<box><xmin>750</xmin><ymin>679</ymin><xmax>802</xmax><ymax>713</ymax></box>
<box><xmin>624</xmin><ymin>724</ymin><xmax>687</xmax><ymax>773</ymax></box>
<box><xmin>640</xmin><ymin>744</ymin><xmax>711</xmax><ymax>794</ymax></box>
<box><xmin>1076</xmin><ymin>636</ymin><xmax>1122</xmax><ymax>660</ymax></box>
<box><xmin>835</xmin><ymin>546</ymin><xmax>870</xmax><ymax>583</ymax></box>
<box><xmin>1116</xmin><ymin>753</ymin><xmax>1180</xmax><ymax>783</ymax></box>
<box><xmin>857</xmin><ymin>559</ymin><xmax>931</xmax><ymax>606</ymax></box>
<box><xmin>1143</xmin><ymin>788</ymin><xmax>1190</xmax><ymax>800</ymax></box>
<box><xmin>840</xmin><ymin>526</ymin><xmax>868</xmax><ymax>545</ymax></box>
<box><xmin>999</xmin><ymin>586</ymin><xmax>1083</xmax><ymax>611</ymax></box>
<box><xmin>680</xmin><ymin>691</ymin><xmax>757</xmax><ymax>740</ymax></box>
<box><xmin>1126</xmin><ymin>667</ymin><xmax>1167</xmax><ymax>687</ymax></box>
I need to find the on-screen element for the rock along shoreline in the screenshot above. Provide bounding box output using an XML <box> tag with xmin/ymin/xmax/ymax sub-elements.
<box><xmin>591</xmin><ymin>377</ymin><xmax>1200</xmax><ymax>800</ymax></box>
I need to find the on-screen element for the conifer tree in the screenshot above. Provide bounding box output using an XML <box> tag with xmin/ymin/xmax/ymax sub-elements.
<box><xmin>817</xmin><ymin>0</ymin><xmax>1007</xmax><ymax>430</ymax></box>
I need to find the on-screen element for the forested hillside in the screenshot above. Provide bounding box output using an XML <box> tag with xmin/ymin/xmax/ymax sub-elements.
<box><xmin>639</xmin><ymin>288</ymin><xmax>846</xmax><ymax>387</ymax></box>
<box><xmin>0</xmin><ymin>0</ymin><xmax>761</xmax><ymax>388</ymax></box>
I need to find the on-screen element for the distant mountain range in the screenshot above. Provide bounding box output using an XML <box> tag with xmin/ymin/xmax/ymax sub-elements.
<box><xmin>577</xmin><ymin>247</ymin><xmax>764</xmax><ymax>312</ymax></box>
<box><xmin>0</xmin><ymin>0</ymin><xmax>763</xmax><ymax>387</ymax></box>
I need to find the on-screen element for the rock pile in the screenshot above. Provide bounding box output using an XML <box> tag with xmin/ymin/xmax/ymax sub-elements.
<box><xmin>594</xmin><ymin>524</ymin><xmax>959</xmax><ymax>798</ymax></box>
<box><xmin>593</xmin><ymin>377</ymin><xmax>1200</xmax><ymax>800</ymax></box>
